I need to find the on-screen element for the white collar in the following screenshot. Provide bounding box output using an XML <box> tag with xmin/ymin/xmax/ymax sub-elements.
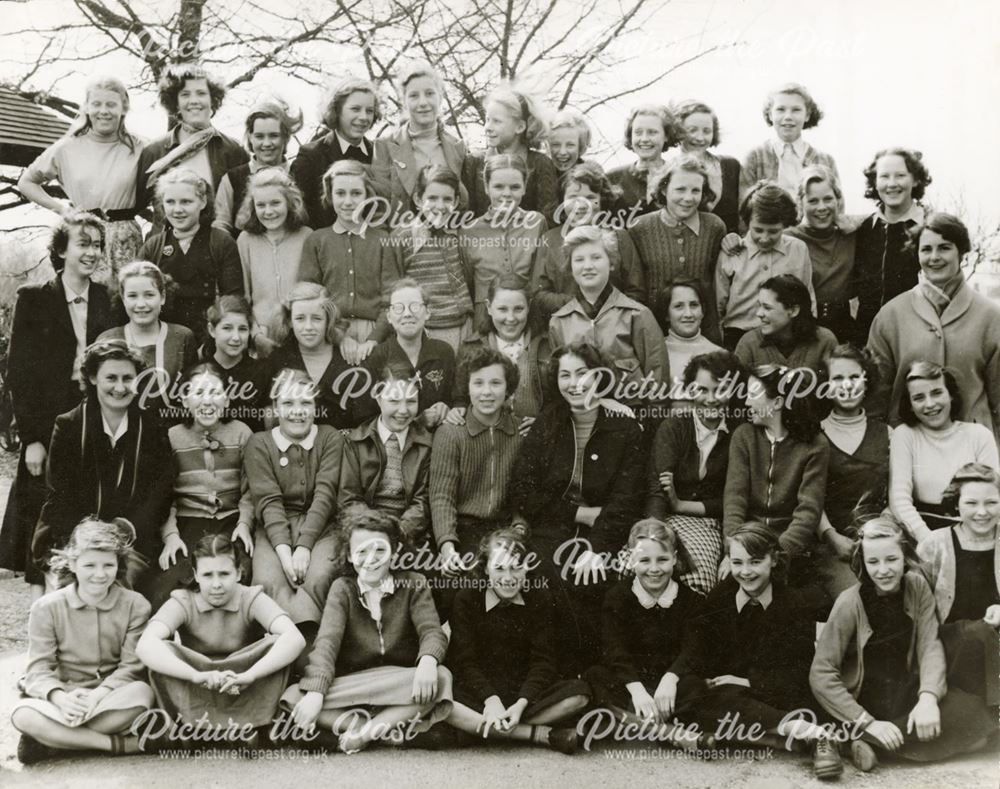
<box><xmin>63</xmin><ymin>278</ymin><xmax>89</xmax><ymax>304</ymax></box>
<box><xmin>357</xmin><ymin>575</ymin><xmax>395</xmax><ymax>597</ymax></box>
<box><xmin>693</xmin><ymin>413</ymin><xmax>728</xmax><ymax>440</ymax></box>
<box><xmin>876</xmin><ymin>202</ymin><xmax>925</xmax><ymax>226</ymax></box>
<box><xmin>102</xmin><ymin>412</ymin><xmax>128</xmax><ymax>447</ymax></box>
<box><xmin>736</xmin><ymin>584</ymin><xmax>773</xmax><ymax>612</ymax></box>
<box><xmin>763</xmin><ymin>426</ymin><xmax>786</xmax><ymax>444</ymax></box>
<box><xmin>659</xmin><ymin>210</ymin><xmax>701</xmax><ymax>236</ymax></box>
<box><xmin>631</xmin><ymin>577</ymin><xmax>679</xmax><ymax>609</ymax></box>
<box><xmin>770</xmin><ymin>137</ymin><xmax>808</xmax><ymax>160</ymax></box>
<box><xmin>332</xmin><ymin>218</ymin><xmax>367</xmax><ymax>238</ymax></box>
<box><xmin>336</xmin><ymin>131</ymin><xmax>369</xmax><ymax>156</ymax></box>
<box><xmin>271</xmin><ymin>424</ymin><xmax>318</xmax><ymax>452</ymax></box>
<box><xmin>376</xmin><ymin>418</ymin><xmax>408</xmax><ymax>450</ymax></box>
<box><xmin>497</xmin><ymin>334</ymin><xmax>527</xmax><ymax>349</ymax></box>
<box><xmin>746</xmin><ymin>234</ymin><xmax>789</xmax><ymax>258</ymax></box>
<box><xmin>485</xmin><ymin>587</ymin><xmax>526</xmax><ymax>611</ymax></box>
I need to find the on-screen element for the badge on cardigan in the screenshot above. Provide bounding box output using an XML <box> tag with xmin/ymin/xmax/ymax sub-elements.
<box><xmin>162</xmin><ymin>245</ymin><xmax>174</xmax><ymax>257</ymax></box>
<box><xmin>394</xmin><ymin>160</ymin><xmax>407</xmax><ymax>169</ymax></box>
<box><xmin>279</xmin><ymin>455</ymin><xmax>289</xmax><ymax>467</ymax></box>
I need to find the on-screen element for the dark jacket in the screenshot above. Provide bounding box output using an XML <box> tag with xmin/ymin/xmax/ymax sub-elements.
<box><xmin>646</xmin><ymin>414</ymin><xmax>732</xmax><ymax>520</ymax></box>
<box><xmin>7</xmin><ymin>275</ymin><xmax>114</xmax><ymax>446</ymax></box>
<box><xmin>713</xmin><ymin>155</ymin><xmax>742</xmax><ymax>234</ymax></box>
<box><xmin>135</xmin><ymin>128</ymin><xmax>249</xmax><ymax>216</ymax></box>
<box><xmin>854</xmin><ymin>211</ymin><xmax>922</xmax><ymax>337</ymax></box>
<box><xmin>33</xmin><ymin>401</ymin><xmax>172</xmax><ymax>564</ymax></box>
<box><xmin>338</xmin><ymin>416</ymin><xmax>433</xmax><ymax>546</ymax></box>
<box><xmin>289</xmin><ymin>131</ymin><xmax>373</xmax><ymax>230</ymax></box>
<box><xmin>508</xmin><ymin>402</ymin><xmax>645</xmax><ymax>556</ymax></box>
<box><xmin>462</xmin><ymin>149</ymin><xmax>560</xmax><ymax>223</ymax></box>
<box><xmin>674</xmin><ymin>577</ymin><xmax>816</xmax><ymax>711</ymax></box>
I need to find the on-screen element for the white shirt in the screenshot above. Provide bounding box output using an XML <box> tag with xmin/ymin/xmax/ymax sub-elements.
<box><xmin>736</xmin><ymin>583</ymin><xmax>773</xmax><ymax>612</ymax></box>
<box><xmin>376</xmin><ymin>418</ymin><xmax>408</xmax><ymax>451</ymax></box>
<box><xmin>496</xmin><ymin>334</ymin><xmax>528</xmax><ymax>363</ymax></box>
<box><xmin>693</xmin><ymin>413</ymin><xmax>728</xmax><ymax>480</ymax></box>
<box><xmin>62</xmin><ymin>278</ymin><xmax>88</xmax><ymax>381</ymax></box>
<box><xmin>102</xmin><ymin>413</ymin><xmax>128</xmax><ymax>448</ymax></box>
<box><xmin>771</xmin><ymin>137</ymin><xmax>808</xmax><ymax>195</ymax></box>
<box><xmin>357</xmin><ymin>575</ymin><xmax>395</xmax><ymax>623</ymax></box>
<box><xmin>631</xmin><ymin>578</ymin><xmax>679</xmax><ymax>609</ymax></box>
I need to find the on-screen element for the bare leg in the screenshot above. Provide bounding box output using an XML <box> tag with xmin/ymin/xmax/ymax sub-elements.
<box><xmin>13</xmin><ymin>707</ymin><xmax>118</xmax><ymax>752</ymax></box>
<box><xmin>447</xmin><ymin>701</ymin><xmax>550</xmax><ymax>744</ymax></box>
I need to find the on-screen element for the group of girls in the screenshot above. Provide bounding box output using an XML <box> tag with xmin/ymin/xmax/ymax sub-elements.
<box><xmin>3</xmin><ymin>59</ymin><xmax>999</xmax><ymax>780</ymax></box>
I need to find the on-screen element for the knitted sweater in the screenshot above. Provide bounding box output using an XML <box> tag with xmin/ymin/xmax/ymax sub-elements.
<box><xmin>722</xmin><ymin>423</ymin><xmax>829</xmax><ymax>553</ymax></box>
<box><xmin>917</xmin><ymin>527</ymin><xmax>1000</xmax><ymax>623</ymax></box>
<box><xmin>429</xmin><ymin>410</ymin><xmax>522</xmax><ymax>547</ymax></box>
<box><xmin>629</xmin><ymin>210</ymin><xmax>726</xmax><ymax>341</ymax></box>
<box><xmin>733</xmin><ymin>326</ymin><xmax>838</xmax><ymax>375</ymax></box>
<box><xmin>888</xmin><ymin>422</ymin><xmax>999</xmax><ymax>543</ymax></box>
<box><xmin>739</xmin><ymin>141</ymin><xmax>839</xmax><ymax>202</ymax></box>
<box><xmin>167</xmin><ymin>420</ymin><xmax>254</xmax><ymax>524</ymax></box>
<box><xmin>786</xmin><ymin>223</ymin><xmax>857</xmax><ymax>304</ymax></box>
<box><xmin>237</xmin><ymin>227</ymin><xmax>312</xmax><ymax>330</ymax></box>
<box><xmin>298</xmin><ymin>571</ymin><xmax>448</xmax><ymax>694</ymax></box>
<box><xmin>244</xmin><ymin>425</ymin><xmax>344</xmax><ymax>549</ymax></box>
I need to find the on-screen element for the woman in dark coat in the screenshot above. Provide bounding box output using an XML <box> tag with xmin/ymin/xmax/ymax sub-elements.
<box><xmin>0</xmin><ymin>213</ymin><xmax>114</xmax><ymax>589</ymax></box>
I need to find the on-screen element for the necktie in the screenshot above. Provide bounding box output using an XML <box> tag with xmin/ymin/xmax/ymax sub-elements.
<box><xmin>71</xmin><ymin>296</ymin><xmax>84</xmax><ymax>305</ymax></box>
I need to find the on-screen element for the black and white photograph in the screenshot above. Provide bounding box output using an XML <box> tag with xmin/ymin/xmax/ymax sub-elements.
<box><xmin>0</xmin><ymin>0</ymin><xmax>997</xmax><ymax>785</ymax></box>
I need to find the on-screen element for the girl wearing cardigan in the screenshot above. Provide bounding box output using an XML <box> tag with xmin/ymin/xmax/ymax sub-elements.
<box><xmin>508</xmin><ymin>341</ymin><xmax>645</xmax><ymax>674</ymax></box>
<box><xmin>284</xmin><ymin>506</ymin><xmax>453</xmax><ymax>754</ymax></box>
<box><xmin>244</xmin><ymin>369</ymin><xmax>344</xmax><ymax>629</ymax></box>
<box><xmin>607</xmin><ymin>104</ymin><xmax>681</xmax><ymax>219</ymax></box>
<box><xmin>888</xmin><ymin>362</ymin><xmax>998</xmax><ymax>543</ymax></box>
<box><xmin>721</xmin><ymin>365</ymin><xmax>829</xmax><ymax>588</ymax></box>
<box><xmin>647</xmin><ymin>351</ymin><xmax>744</xmax><ymax>594</ymax></box>
<box><xmin>810</xmin><ymin>518</ymin><xmax>992</xmax><ymax>770</ymax></box>
<box><xmin>446</xmin><ymin>528</ymin><xmax>589</xmax><ymax>753</ymax></box>
<box><xmin>917</xmin><ymin>464</ymin><xmax>1000</xmax><ymax>707</ymax></box>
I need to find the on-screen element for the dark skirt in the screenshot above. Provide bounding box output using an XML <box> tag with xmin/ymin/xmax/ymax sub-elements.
<box><xmin>584</xmin><ymin>663</ymin><xmax>702</xmax><ymax>715</ymax></box>
<box><xmin>0</xmin><ymin>448</ymin><xmax>48</xmax><ymax>583</ymax></box>
<box><xmin>453</xmin><ymin>677</ymin><xmax>591</xmax><ymax>722</ymax></box>
<box><xmin>940</xmin><ymin>619</ymin><xmax>1000</xmax><ymax>706</ymax></box>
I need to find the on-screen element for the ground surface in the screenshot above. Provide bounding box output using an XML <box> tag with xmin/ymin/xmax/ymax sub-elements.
<box><xmin>0</xmin><ymin>470</ymin><xmax>998</xmax><ymax>787</ymax></box>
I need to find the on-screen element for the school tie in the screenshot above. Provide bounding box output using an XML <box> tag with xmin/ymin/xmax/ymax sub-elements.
<box><xmin>344</xmin><ymin>144</ymin><xmax>367</xmax><ymax>163</ymax></box>
<box><xmin>777</xmin><ymin>143</ymin><xmax>802</xmax><ymax>194</ymax></box>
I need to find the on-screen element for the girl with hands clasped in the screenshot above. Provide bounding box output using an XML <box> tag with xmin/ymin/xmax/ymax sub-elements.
<box><xmin>244</xmin><ymin>369</ymin><xmax>344</xmax><ymax>630</ymax></box>
<box><xmin>12</xmin><ymin>519</ymin><xmax>155</xmax><ymax>765</ymax></box>
<box><xmin>148</xmin><ymin>363</ymin><xmax>255</xmax><ymax>609</ymax></box>
<box><xmin>282</xmin><ymin>506</ymin><xmax>453</xmax><ymax>754</ymax></box>
<box><xmin>445</xmin><ymin>529</ymin><xmax>590</xmax><ymax>753</ymax></box>
<box><xmin>137</xmin><ymin>534</ymin><xmax>305</xmax><ymax>740</ymax></box>
<box><xmin>810</xmin><ymin>518</ymin><xmax>993</xmax><ymax>771</ymax></box>
<box><xmin>585</xmin><ymin>519</ymin><xmax>709</xmax><ymax>750</ymax></box>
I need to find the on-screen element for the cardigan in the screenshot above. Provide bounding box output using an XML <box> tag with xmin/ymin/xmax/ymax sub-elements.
<box><xmin>508</xmin><ymin>402</ymin><xmax>645</xmax><ymax>556</ymax></box>
<box><xmin>786</xmin><ymin>223</ymin><xmax>857</xmax><ymax>304</ymax></box>
<box><xmin>297</xmin><ymin>224</ymin><xmax>401</xmax><ymax>341</ymax></box>
<box><xmin>167</xmin><ymin>420</ymin><xmax>254</xmax><ymax>525</ymax></box>
<box><xmin>888</xmin><ymin>422</ymin><xmax>999</xmax><ymax>543</ymax></box>
<box><xmin>534</xmin><ymin>225</ymin><xmax>647</xmax><ymax>326</ymax></box>
<box><xmin>733</xmin><ymin>326</ymin><xmax>838</xmax><ymax>375</ymax></box>
<box><xmin>289</xmin><ymin>131</ymin><xmax>373</xmax><ymax>229</ymax></box>
<box><xmin>854</xmin><ymin>210</ymin><xmax>923</xmax><ymax>337</ymax></box>
<box><xmin>371</xmin><ymin>122</ymin><xmax>468</xmax><ymax>219</ymax></box>
<box><xmin>599</xmin><ymin>578</ymin><xmax>702</xmax><ymax>689</ymax></box>
<box><xmin>722</xmin><ymin>422</ymin><xmax>829</xmax><ymax>554</ymax></box>
<box><xmin>338</xmin><ymin>416</ymin><xmax>433</xmax><ymax>546</ymax></box>
<box><xmin>646</xmin><ymin>413</ymin><xmax>731</xmax><ymax>519</ymax></box>
<box><xmin>244</xmin><ymin>424</ymin><xmax>343</xmax><ymax>549</ymax></box>
<box><xmin>298</xmin><ymin>571</ymin><xmax>448</xmax><ymax>694</ymax></box>
<box><xmin>33</xmin><ymin>401</ymin><xmax>172</xmax><ymax>563</ymax></box>
<box><xmin>139</xmin><ymin>224</ymin><xmax>244</xmax><ymax>340</ymax></box>
<box><xmin>739</xmin><ymin>141</ymin><xmax>838</xmax><ymax>203</ymax></box>
<box><xmin>674</xmin><ymin>577</ymin><xmax>816</xmax><ymax>711</ymax></box>
<box><xmin>429</xmin><ymin>410</ymin><xmax>522</xmax><ymax>547</ymax></box>
<box><xmin>918</xmin><ymin>527</ymin><xmax>1000</xmax><ymax>624</ymax></box>
<box><xmin>462</xmin><ymin>148</ymin><xmax>560</xmax><ymax>223</ymax></box>
<box><xmin>7</xmin><ymin>275</ymin><xmax>113</xmax><ymax>446</ymax></box>
<box><xmin>453</xmin><ymin>332</ymin><xmax>547</xmax><ymax>420</ymax></box>
<box><xmin>23</xmin><ymin>583</ymin><xmax>151</xmax><ymax>699</ymax></box>
<box><xmin>237</xmin><ymin>226</ymin><xmax>313</xmax><ymax>331</ymax></box>
<box><xmin>867</xmin><ymin>282</ymin><xmax>1000</xmax><ymax>446</ymax></box>
<box><xmin>447</xmin><ymin>586</ymin><xmax>559</xmax><ymax>705</ymax></box>
<box><xmin>629</xmin><ymin>210</ymin><xmax>726</xmax><ymax>342</ymax></box>
<box><xmin>809</xmin><ymin>572</ymin><xmax>947</xmax><ymax>726</ymax></box>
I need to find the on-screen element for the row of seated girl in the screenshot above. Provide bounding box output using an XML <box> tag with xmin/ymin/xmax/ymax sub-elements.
<box><xmin>13</xmin><ymin>504</ymin><xmax>997</xmax><ymax>781</ymax></box>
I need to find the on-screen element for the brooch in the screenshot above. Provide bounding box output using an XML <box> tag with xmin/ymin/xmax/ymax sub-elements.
<box><xmin>201</xmin><ymin>435</ymin><xmax>220</xmax><ymax>451</ymax></box>
<box><xmin>162</xmin><ymin>245</ymin><xmax>174</xmax><ymax>257</ymax></box>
